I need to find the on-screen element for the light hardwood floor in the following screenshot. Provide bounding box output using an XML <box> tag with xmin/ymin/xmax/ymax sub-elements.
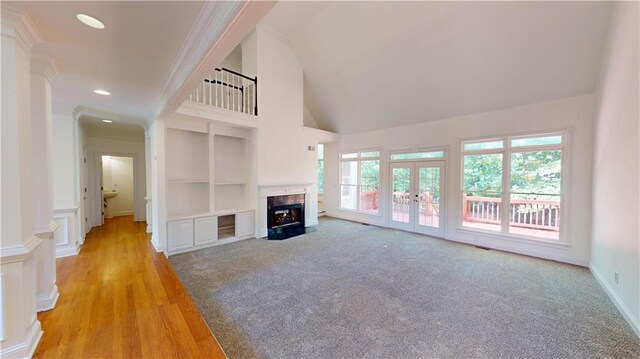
<box><xmin>33</xmin><ymin>215</ymin><xmax>227</xmax><ymax>358</ymax></box>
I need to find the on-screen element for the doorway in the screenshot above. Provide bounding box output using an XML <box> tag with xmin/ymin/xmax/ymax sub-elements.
<box><xmin>389</xmin><ymin>160</ymin><xmax>445</xmax><ymax>237</ymax></box>
<box><xmin>100</xmin><ymin>155</ymin><xmax>135</xmax><ymax>225</ymax></box>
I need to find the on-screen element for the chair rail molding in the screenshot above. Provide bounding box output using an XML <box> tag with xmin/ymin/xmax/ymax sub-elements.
<box><xmin>0</xmin><ymin>235</ymin><xmax>42</xmax><ymax>264</ymax></box>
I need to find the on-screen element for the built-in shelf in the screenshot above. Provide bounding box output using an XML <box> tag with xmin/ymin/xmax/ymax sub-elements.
<box><xmin>165</xmin><ymin>115</ymin><xmax>254</xmax><ymax>255</ymax></box>
<box><xmin>218</xmin><ymin>215</ymin><xmax>236</xmax><ymax>239</ymax></box>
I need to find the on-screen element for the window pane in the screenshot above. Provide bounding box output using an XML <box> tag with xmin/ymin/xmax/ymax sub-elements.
<box><xmin>359</xmin><ymin>185</ymin><xmax>379</xmax><ymax>213</ymax></box>
<box><xmin>392</xmin><ymin>167</ymin><xmax>411</xmax><ymax>223</ymax></box>
<box><xmin>317</xmin><ymin>160</ymin><xmax>324</xmax><ymax>193</ymax></box>
<box><xmin>340</xmin><ymin>160</ymin><xmax>358</xmax><ymax>210</ymax></box>
<box><xmin>360</xmin><ymin>151</ymin><xmax>380</xmax><ymax>158</ymax></box>
<box><xmin>509</xmin><ymin>150</ymin><xmax>562</xmax><ymax>239</ymax></box>
<box><xmin>463</xmin><ymin>154</ymin><xmax>503</xmax><ymax>192</ymax></box>
<box><xmin>391</xmin><ymin>151</ymin><xmax>444</xmax><ymax>160</ymax></box>
<box><xmin>418</xmin><ymin>167</ymin><xmax>440</xmax><ymax>228</ymax></box>
<box><xmin>340</xmin><ymin>185</ymin><xmax>357</xmax><ymax>210</ymax></box>
<box><xmin>360</xmin><ymin>160</ymin><xmax>379</xmax><ymax>187</ymax></box>
<box><xmin>462</xmin><ymin>191</ymin><xmax>502</xmax><ymax>231</ymax></box>
<box><xmin>341</xmin><ymin>161</ymin><xmax>358</xmax><ymax>185</ymax></box>
<box><xmin>509</xmin><ymin>194</ymin><xmax>560</xmax><ymax>239</ymax></box>
<box><xmin>511</xmin><ymin>135</ymin><xmax>562</xmax><ymax>148</ymax></box>
<box><xmin>463</xmin><ymin>140</ymin><xmax>504</xmax><ymax>151</ymax></box>
<box><xmin>317</xmin><ymin>144</ymin><xmax>324</xmax><ymax>160</ymax></box>
<box><xmin>359</xmin><ymin>160</ymin><xmax>379</xmax><ymax>213</ymax></box>
<box><xmin>341</xmin><ymin>153</ymin><xmax>357</xmax><ymax>159</ymax></box>
<box><xmin>463</xmin><ymin>153</ymin><xmax>502</xmax><ymax>231</ymax></box>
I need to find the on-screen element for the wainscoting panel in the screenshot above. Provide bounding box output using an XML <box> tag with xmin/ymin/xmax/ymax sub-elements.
<box><xmin>53</xmin><ymin>207</ymin><xmax>80</xmax><ymax>258</ymax></box>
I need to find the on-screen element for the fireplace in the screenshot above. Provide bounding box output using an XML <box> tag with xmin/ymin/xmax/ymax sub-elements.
<box><xmin>267</xmin><ymin>194</ymin><xmax>305</xmax><ymax>240</ymax></box>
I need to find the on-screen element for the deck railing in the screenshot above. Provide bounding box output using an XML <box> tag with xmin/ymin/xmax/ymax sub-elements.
<box><xmin>463</xmin><ymin>195</ymin><xmax>560</xmax><ymax>232</ymax></box>
<box><xmin>189</xmin><ymin>68</ymin><xmax>257</xmax><ymax>116</ymax></box>
<box><xmin>391</xmin><ymin>192</ymin><xmax>439</xmax><ymax>216</ymax></box>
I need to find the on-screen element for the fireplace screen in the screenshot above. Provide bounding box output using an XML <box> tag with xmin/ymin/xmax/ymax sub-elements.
<box><xmin>267</xmin><ymin>194</ymin><xmax>305</xmax><ymax>239</ymax></box>
<box><xmin>272</xmin><ymin>206</ymin><xmax>302</xmax><ymax>228</ymax></box>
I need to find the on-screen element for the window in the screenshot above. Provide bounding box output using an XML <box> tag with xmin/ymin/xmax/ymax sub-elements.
<box><xmin>317</xmin><ymin>144</ymin><xmax>324</xmax><ymax>194</ymax></box>
<box><xmin>390</xmin><ymin>151</ymin><xmax>444</xmax><ymax>161</ymax></box>
<box><xmin>461</xmin><ymin>133</ymin><xmax>565</xmax><ymax>240</ymax></box>
<box><xmin>340</xmin><ymin>150</ymin><xmax>380</xmax><ymax>213</ymax></box>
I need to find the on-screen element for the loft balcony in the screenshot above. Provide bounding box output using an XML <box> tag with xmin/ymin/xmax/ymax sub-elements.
<box><xmin>189</xmin><ymin>67</ymin><xmax>257</xmax><ymax>116</ymax></box>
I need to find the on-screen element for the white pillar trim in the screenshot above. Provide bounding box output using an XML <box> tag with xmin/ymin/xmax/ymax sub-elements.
<box><xmin>30</xmin><ymin>54</ymin><xmax>58</xmax><ymax>81</ymax></box>
<box><xmin>0</xmin><ymin>236</ymin><xmax>42</xmax><ymax>264</ymax></box>
<box><xmin>0</xmin><ymin>6</ymin><xmax>43</xmax><ymax>53</ymax></box>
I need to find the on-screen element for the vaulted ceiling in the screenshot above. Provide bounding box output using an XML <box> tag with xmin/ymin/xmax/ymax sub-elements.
<box><xmin>261</xmin><ymin>2</ymin><xmax>612</xmax><ymax>134</ymax></box>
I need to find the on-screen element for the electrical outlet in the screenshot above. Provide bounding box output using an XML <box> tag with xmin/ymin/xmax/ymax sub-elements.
<box><xmin>614</xmin><ymin>272</ymin><xmax>619</xmax><ymax>284</ymax></box>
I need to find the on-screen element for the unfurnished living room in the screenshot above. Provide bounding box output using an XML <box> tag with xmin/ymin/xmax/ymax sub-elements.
<box><xmin>1</xmin><ymin>1</ymin><xmax>639</xmax><ymax>358</ymax></box>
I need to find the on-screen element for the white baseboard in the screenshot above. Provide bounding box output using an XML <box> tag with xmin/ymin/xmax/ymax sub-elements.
<box><xmin>37</xmin><ymin>285</ymin><xmax>59</xmax><ymax>312</ymax></box>
<box><xmin>150</xmin><ymin>238</ymin><xmax>163</xmax><ymax>254</ymax></box>
<box><xmin>0</xmin><ymin>319</ymin><xmax>42</xmax><ymax>359</ymax></box>
<box><xmin>590</xmin><ymin>265</ymin><xmax>640</xmax><ymax>338</ymax></box>
<box><xmin>55</xmin><ymin>244</ymin><xmax>80</xmax><ymax>258</ymax></box>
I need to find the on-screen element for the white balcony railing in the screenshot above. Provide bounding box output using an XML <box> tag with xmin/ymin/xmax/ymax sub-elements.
<box><xmin>189</xmin><ymin>68</ymin><xmax>257</xmax><ymax>116</ymax></box>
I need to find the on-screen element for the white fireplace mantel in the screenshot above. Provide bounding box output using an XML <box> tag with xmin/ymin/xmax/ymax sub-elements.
<box><xmin>258</xmin><ymin>183</ymin><xmax>313</xmax><ymax>197</ymax></box>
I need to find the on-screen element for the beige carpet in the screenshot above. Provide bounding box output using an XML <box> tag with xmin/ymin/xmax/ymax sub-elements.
<box><xmin>170</xmin><ymin>217</ymin><xmax>640</xmax><ymax>358</ymax></box>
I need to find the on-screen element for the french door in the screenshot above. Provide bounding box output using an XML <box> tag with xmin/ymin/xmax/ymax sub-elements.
<box><xmin>389</xmin><ymin>161</ymin><xmax>445</xmax><ymax>237</ymax></box>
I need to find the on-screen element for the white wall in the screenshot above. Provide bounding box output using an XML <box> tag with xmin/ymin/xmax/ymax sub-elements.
<box><xmin>241</xmin><ymin>25</ymin><xmax>340</xmax><ymax>229</ymax></box>
<box><xmin>325</xmin><ymin>94</ymin><xmax>595</xmax><ymax>266</ymax></box>
<box><xmin>590</xmin><ymin>1</ymin><xmax>639</xmax><ymax>336</ymax></box>
<box><xmin>102</xmin><ymin>156</ymin><xmax>135</xmax><ymax>216</ymax></box>
<box><xmin>52</xmin><ymin>114</ymin><xmax>78</xmax><ymax>209</ymax></box>
<box><xmin>52</xmin><ymin>113</ymin><xmax>81</xmax><ymax>257</ymax></box>
<box><xmin>86</xmin><ymin>136</ymin><xmax>146</xmax><ymax>226</ymax></box>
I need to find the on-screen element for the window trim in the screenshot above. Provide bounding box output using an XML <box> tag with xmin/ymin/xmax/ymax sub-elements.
<box><xmin>339</xmin><ymin>148</ymin><xmax>382</xmax><ymax>214</ymax></box>
<box><xmin>460</xmin><ymin>131</ymin><xmax>570</xmax><ymax>243</ymax></box>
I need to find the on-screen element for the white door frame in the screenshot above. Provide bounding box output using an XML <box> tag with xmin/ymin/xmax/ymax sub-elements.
<box><xmin>388</xmin><ymin>160</ymin><xmax>446</xmax><ymax>237</ymax></box>
<box><xmin>92</xmin><ymin>152</ymin><xmax>139</xmax><ymax>226</ymax></box>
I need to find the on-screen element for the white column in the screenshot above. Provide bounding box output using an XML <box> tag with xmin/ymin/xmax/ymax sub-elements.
<box><xmin>145</xmin><ymin>131</ymin><xmax>153</xmax><ymax>233</ymax></box>
<box><xmin>0</xmin><ymin>7</ymin><xmax>45</xmax><ymax>358</ymax></box>
<box><xmin>31</xmin><ymin>55</ymin><xmax>60</xmax><ymax>312</ymax></box>
<box><xmin>150</xmin><ymin>119</ymin><xmax>167</xmax><ymax>254</ymax></box>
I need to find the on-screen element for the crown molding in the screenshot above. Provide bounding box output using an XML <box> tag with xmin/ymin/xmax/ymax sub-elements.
<box><xmin>30</xmin><ymin>54</ymin><xmax>58</xmax><ymax>81</ymax></box>
<box><xmin>154</xmin><ymin>1</ymin><xmax>244</xmax><ymax>120</ymax></box>
<box><xmin>1</xmin><ymin>6</ymin><xmax>43</xmax><ymax>52</ymax></box>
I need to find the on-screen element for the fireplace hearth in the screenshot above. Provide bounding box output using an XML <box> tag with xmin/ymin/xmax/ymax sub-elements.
<box><xmin>267</xmin><ymin>194</ymin><xmax>305</xmax><ymax>240</ymax></box>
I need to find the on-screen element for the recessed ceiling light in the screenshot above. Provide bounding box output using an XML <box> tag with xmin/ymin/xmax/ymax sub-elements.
<box><xmin>76</xmin><ymin>14</ymin><xmax>105</xmax><ymax>29</ymax></box>
<box><xmin>102</xmin><ymin>120</ymin><xmax>113</xmax><ymax>123</ymax></box>
<box><xmin>94</xmin><ymin>89</ymin><xmax>110</xmax><ymax>96</ymax></box>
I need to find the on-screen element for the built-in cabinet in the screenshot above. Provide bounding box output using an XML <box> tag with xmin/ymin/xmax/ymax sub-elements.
<box><xmin>165</xmin><ymin>116</ymin><xmax>255</xmax><ymax>255</ymax></box>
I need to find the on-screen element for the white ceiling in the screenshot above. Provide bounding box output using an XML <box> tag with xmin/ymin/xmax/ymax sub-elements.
<box><xmin>79</xmin><ymin>116</ymin><xmax>145</xmax><ymax>141</ymax></box>
<box><xmin>7</xmin><ymin>1</ymin><xmax>204</xmax><ymax>125</ymax></box>
<box><xmin>262</xmin><ymin>2</ymin><xmax>612</xmax><ymax>134</ymax></box>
